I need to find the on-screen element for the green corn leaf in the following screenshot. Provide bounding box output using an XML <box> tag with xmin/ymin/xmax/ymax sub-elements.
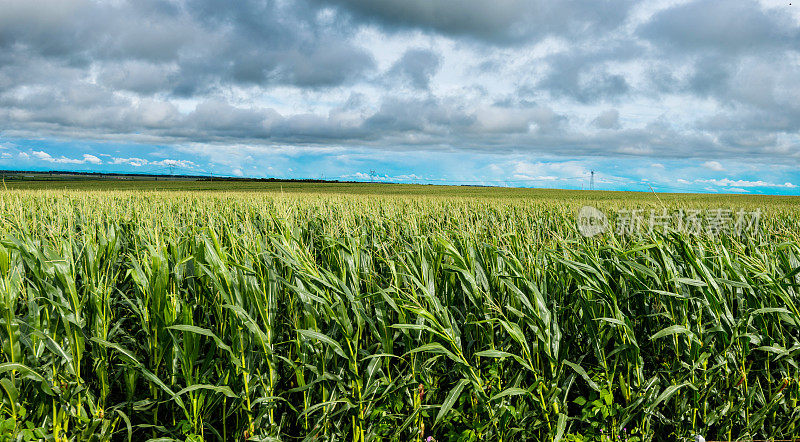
<box><xmin>434</xmin><ymin>378</ymin><xmax>469</xmax><ymax>427</ymax></box>
<box><xmin>490</xmin><ymin>387</ymin><xmax>529</xmax><ymax>401</ymax></box>
<box><xmin>296</xmin><ymin>329</ymin><xmax>347</xmax><ymax>359</ymax></box>
<box><xmin>563</xmin><ymin>360</ymin><xmax>600</xmax><ymax>392</ymax></box>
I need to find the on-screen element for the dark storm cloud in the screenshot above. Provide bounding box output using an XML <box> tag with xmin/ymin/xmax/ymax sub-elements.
<box><xmin>388</xmin><ymin>49</ymin><xmax>442</xmax><ymax>89</ymax></box>
<box><xmin>363</xmin><ymin>96</ymin><xmax>564</xmax><ymax>141</ymax></box>
<box><xmin>0</xmin><ymin>0</ymin><xmax>192</xmax><ymax>63</ymax></box>
<box><xmin>593</xmin><ymin>109</ymin><xmax>620</xmax><ymax>129</ymax></box>
<box><xmin>636</xmin><ymin>1</ymin><xmax>800</xmax><ymax>115</ymax></box>
<box><xmin>365</xmin><ymin>97</ymin><xmax>475</xmax><ymax>134</ymax></box>
<box><xmin>639</xmin><ymin>0</ymin><xmax>799</xmax><ymax>54</ymax></box>
<box><xmin>96</xmin><ymin>62</ymin><xmax>179</xmax><ymax>95</ymax></box>
<box><xmin>540</xmin><ymin>66</ymin><xmax>630</xmax><ymax>103</ymax></box>
<box><xmin>277</xmin><ymin>43</ymin><xmax>375</xmax><ymax>87</ymax></box>
<box><xmin>185</xmin><ymin>101</ymin><xmax>279</xmax><ymax>137</ymax></box>
<box><xmin>687</xmin><ymin>55</ymin><xmax>734</xmax><ymax>100</ymax></box>
<box><xmin>534</xmin><ymin>43</ymin><xmax>642</xmax><ymax>103</ymax></box>
<box><xmin>629</xmin><ymin>0</ymin><xmax>800</xmax><ymax>162</ymax></box>
<box><xmin>0</xmin><ymin>0</ymin><xmax>374</xmax><ymax>92</ymax></box>
<box><xmin>312</xmin><ymin>0</ymin><xmax>635</xmax><ymax>44</ymax></box>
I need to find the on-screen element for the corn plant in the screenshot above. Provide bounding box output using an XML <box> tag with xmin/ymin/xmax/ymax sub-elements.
<box><xmin>0</xmin><ymin>188</ymin><xmax>797</xmax><ymax>441</ymax></box>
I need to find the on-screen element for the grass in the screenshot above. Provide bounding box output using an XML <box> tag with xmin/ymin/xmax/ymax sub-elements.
<box><xmin>0</xmin><ymin>182</ymin><xmax>799</xmax><ymax>441</ymax></box>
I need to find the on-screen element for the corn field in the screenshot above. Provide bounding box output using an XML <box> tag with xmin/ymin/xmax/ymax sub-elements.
<box><xmin>0</xmin><ymin>189</ymin><xmax>799</xmax><ymax>441</ymax></box>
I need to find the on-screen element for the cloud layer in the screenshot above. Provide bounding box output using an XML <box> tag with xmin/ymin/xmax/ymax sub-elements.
<box><xmin>0</xmin><ymin>0</ymin><xmax>799</xmax><ymax>179</ymax></box>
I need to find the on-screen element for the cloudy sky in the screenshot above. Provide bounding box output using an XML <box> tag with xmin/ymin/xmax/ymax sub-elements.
<box><xmin>1</xmin><ymin>0</ymin><xmax>799</xmax><ymax>193</ymax></box>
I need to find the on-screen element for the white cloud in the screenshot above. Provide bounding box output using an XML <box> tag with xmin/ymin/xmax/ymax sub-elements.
<box><xmin>702</xmin><ymin>161</ymin><xmax>724</xmax><ymax>171</ymax></box>
<box><xmin>112</xmin><ymin>157</ymin><xmax>150</xmax><ymax>167</ymax></box>
<box><xmin>31</xmin><ymin>151</ymin><xmax>103</xmax><ymax>165</ymax></box>
<box><xmin>343</xmin><ymin>171</ymin><xmax>424</xmax><ymax>182</ymax></box>
<box><xmin>1</xmin><ymin>153</ymin><xmax>12</xmax><ymax>159</ymax></box>
<box><xmin>510</xmin><ymin>160</ymin><xmax>590</xmax><ymax>182</ymax></box>
<box><xmin>232</xmin><ymin>168</ymin><xmax>243</xmax><ymax>176</ymax></box>
<box><xmin>111</xmin><ymin>157</ymin><xmax>197</xmax><ymax>170</ymax></box>
<box><xmin>83</xmin><ymin>154</ymin><xmax>102</xmax><ymax>165</ymax></box>
<box><xmin>695</xmin><ymin>178</ymin><xmax>797</xmax><ymax>188</ymax></box>
<box><xmin>31</xmin><ymin>151</ymin><xmax>54</xmax><ymax>161</ymax></box>
<box><xmin>153</xmin><ymin>159</ymin><xmax>197</xmax><ymax>169</ymax></box>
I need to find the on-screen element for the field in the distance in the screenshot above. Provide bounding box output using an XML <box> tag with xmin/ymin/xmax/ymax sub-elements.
<box><xmin>0</xmin><ymin>180</ymin><xmax>799</xmax><ymax>441</ymax></box>
<box><xmin>4</xmin><ymin>177</ymin><xmax>800</xmax><ymax>205</ymax></box>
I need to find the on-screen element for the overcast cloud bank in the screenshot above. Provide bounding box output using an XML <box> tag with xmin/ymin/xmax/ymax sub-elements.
<box><xmin>1</xmin><ymin>0</ymin><xmax>798</xmax><ymax>192</ymax></box>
